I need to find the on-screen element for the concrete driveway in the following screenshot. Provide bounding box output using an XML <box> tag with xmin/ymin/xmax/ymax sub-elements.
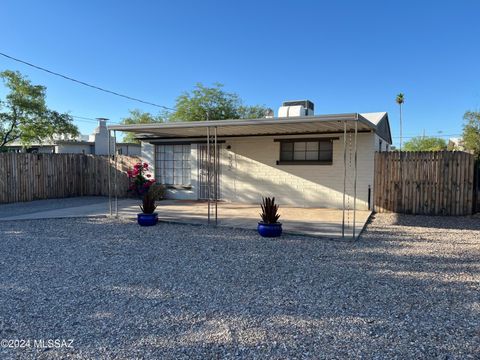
<box><xmin>0</xmin><ymin>197</ymin><xmax>371</xmax><ymax>239</ymax></box>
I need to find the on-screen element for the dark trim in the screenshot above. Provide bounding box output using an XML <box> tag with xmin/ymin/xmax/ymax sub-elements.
<box><xmin>149</xmin><ymin>140</ymin><xmax>226</xmax><ymax>145</ymax></box>
<box><xmin>276</xmin><ymin>160</ymin><xmax>333</xmax><ymax>165</ymax></box>
<box><xmin>165</xmin><ymin>185</ymin><xmax>192</xmax><ymax>190</ymax></box>
<box><xmin>142</xmin><ymin>130</ymin><xmax>372</xmax><ymax>142</ymax></box>
<box><xmin>274</xmin><ymin>137</ymin><xmax>339</xmax><ymax>142</ymax></box>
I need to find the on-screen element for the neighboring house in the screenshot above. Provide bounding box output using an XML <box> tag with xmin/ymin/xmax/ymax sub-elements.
<box><xmin>110</xmin><ymin>100</ymin><xmax>392</xmax><ymax>210</ymax></box>
<box><xmin>4</xmin><ymin>118</ymin><xmax>140</xmax><ymax>156</ymax></box>
<box><xmin>448</xmin><ymin>137</ymin><xmax>466</xmax><ymax>151</ymax></box>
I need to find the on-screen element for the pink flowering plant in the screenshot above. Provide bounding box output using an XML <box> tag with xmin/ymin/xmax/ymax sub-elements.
<box><xmin>127</xmin><ymin>162</ymin><xmax>156</xmax><ymax>197</ymax></box>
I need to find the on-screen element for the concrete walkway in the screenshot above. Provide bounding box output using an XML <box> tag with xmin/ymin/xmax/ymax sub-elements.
<box><xmin>0</xmin><ymin>197</ymin><xmax>370</xmax><ymax>239</ymax></box>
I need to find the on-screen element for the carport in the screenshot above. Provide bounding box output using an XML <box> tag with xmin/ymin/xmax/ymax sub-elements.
<box><xmin>108</xmin><ymin>113</ymin><xmax>378</xmax><ymax>239</ymax></box>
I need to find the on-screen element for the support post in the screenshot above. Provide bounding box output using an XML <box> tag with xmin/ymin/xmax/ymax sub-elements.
<box><xmin>342</xmin><ymin>121</ymin><xmax>347</xmax><ymax>238</ymax></box>
<box><xmin>214</xmin><ymin>126</ymin><xmax>218</xmax><ymax>225</ymax></box>
<box><xmin>207</xmin><ymin>127</ymin><xmax>211</xmax><ymax>224</ymax></box>
<box><xmin>114</xmin><ymin>130</ymin><xmax>118</xmax><ymax>218</ymax></box>
<box><xmin>353</xmin><ymin>119</ymin><xmax>358</xmax><ymax>240</ymax></box>
<box><xmin>108</xmin><ymin>129</ymin><xmax>112</xmax><ymax>216</ymax></box>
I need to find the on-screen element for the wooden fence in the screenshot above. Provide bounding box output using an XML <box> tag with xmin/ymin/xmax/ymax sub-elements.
<box><xmin>0</xmin><ymin>153</ymin><xmax>140</xmax><ymax>204</ymax></box>
<box><xmin>374</xmin><ymin>151</ymin><xmax>476</xmax><ymax>215</ymax></box>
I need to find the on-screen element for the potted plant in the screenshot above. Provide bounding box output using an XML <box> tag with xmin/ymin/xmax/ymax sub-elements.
<box><xmin>137</xmin><ymin>191</ymin><xmax>158</xmax><ymax>226</ymax></box>
<box><xmin>257</xmin><ymin>197</ymin><xmax>282</xmax><ymax>237</ymax></box>
<box><xmin>126</xmin><ymin>162</ymin><xmax>161</xmax><ymax>226</ymax></box>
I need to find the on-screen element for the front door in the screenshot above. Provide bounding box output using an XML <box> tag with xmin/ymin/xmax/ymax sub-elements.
<box><xmin>197</xmin><ymin>144</ymin><xmax>221</xmax><ymax>200</ymax></box>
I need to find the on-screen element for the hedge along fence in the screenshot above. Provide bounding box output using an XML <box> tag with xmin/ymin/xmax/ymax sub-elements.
<box><xmin>0</xmin><ymin>153</ymin><xmax>141</xmax><ymax>204</ymax></box>
<box><xmin>374</xmin><ymin>151</ymin><xmax>476</xmax><ymax>215</ymax></box>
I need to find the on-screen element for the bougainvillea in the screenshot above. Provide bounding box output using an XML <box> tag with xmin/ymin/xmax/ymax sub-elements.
<box><xmin>127</xmin><ymin>162</ymin><xmax>156</xmax><ymax>197</ymax></box>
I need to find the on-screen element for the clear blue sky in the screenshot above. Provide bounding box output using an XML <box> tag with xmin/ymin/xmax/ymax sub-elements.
<box><xmin>1</xmin><ymin>0</ymin><xmax>479</xmax><ymax>146</ymax></box>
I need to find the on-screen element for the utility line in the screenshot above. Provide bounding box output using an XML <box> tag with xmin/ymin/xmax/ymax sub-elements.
<box><xmin>0</xmin><ymin>51</ymin><xmax>175</xmax><ymax>111</ymax></box>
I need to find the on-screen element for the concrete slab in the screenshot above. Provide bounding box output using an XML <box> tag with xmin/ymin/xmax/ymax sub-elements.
<box><xmin>0</xmin><ymin>197</ymin><xmax>370</xmax><ymax>239</ymax></box>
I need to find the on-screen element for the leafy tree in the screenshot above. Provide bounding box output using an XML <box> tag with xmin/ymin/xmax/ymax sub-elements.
<box><xmin>120</xmin><ymin>109</ymin><xmax>165</xmax><ymax>143</ymax></box>
<box><xmin>462</xmin><ymin>111</ymin><xmax>480</xmax><ymax>157</ymax></box>
<box><xmin>0</xmin><ymin>70</ymin><xmax>78</xmax><ymax>148</ymax></box>
<box><xmin>403</xmin><ymin>136</ymin><xmax>447</xmax><ymax>151</ymax></box>
<box><xmin>169</xmin><ymin>83</ymin><xmax>269</xmax><ymax>122</ymax></box>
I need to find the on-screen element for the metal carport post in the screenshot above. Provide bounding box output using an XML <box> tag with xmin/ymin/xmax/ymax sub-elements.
<box><xmin>341</xmin><ymin>117</ymin><xmax>359</xmax><ymax>240</ymax></box>
<box><xmin>206</xmin><ymin>126</ymin><xmax>218</xmax><ymax>225</ymax></box>
<box><xmin>108</xmin><ymin>129</ymin><xmax>112</xmax><ymax>216</ymax></box>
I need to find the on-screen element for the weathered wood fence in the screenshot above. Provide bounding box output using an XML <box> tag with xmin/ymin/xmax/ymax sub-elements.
<box><xmin>0</xmin><ymin>153</ymin><xmax>140</xmax><ymax>204</ymax></box>
<box><xmin>374</xmin><ymin>151</ymin><xmax>476</xmax><ymax>215</ymax></box>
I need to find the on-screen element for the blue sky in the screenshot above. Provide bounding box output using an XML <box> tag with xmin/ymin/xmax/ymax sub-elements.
<box><xmin>1</xmin><ymin>0</ymin><xmax>479</xmax><ymax>146</ymax></box>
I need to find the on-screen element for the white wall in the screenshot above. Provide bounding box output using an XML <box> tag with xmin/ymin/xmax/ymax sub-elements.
<box><xmin>55</xmin><ymin>144</ymin><xmax>92</xmax><ymax>154</ymax></box>
<box><xmin>141</xmin><ymin>133</ymin><xmax>377</xmax><ymax>210</ymax></box>
<box><xmin>220</xmin><ymin>133</ymin><xmax>376</xmax><ymax>210</ymax></box>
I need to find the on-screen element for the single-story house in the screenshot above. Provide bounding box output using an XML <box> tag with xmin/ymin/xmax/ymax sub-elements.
<box><xmin>4</xmin><ymin>118</ymin><xmax>141</xmax><ymax>156</ymax></box>
<box><xmin>110</xmin><ymin>100</ymin><xmax>392</xmax><ymax>210</ymax></box>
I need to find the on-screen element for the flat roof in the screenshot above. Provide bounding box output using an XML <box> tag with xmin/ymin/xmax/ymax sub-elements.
<box><xmin>108</xmin><ymin>113</ymin><xmax>386</xmax><ymax>140</ymax></box>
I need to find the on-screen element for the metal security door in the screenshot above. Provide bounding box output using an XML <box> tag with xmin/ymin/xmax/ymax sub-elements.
<box><xmin>197</xmin><ymin>144</ymin><xmax>221</xmax><ymax>200</ymax></box>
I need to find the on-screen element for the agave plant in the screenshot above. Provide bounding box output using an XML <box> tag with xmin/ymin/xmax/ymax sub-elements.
<box><xmin>260</xmin><ymin>197</ymin><xmax>280</xmax><ymax>224</ymax></box>
<box><xmin>140</xmin><ymin>192</ymin><xmax>157</xmax><ymax>214</ymax></box>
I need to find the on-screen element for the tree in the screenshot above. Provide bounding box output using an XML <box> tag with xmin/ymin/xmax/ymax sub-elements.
<box><xmin>168</xmin><ymin>83</ymin><xmax>269</xmax><ymax>122</ymax></box>
<box><xmin>403</xmin><ymin>136</ymin><xmax>447</xmax><ymax>151</ymax></box>
<box><xmin>120</xmin><ymin>109</ymin><xmax>165</xmax><ymax>143</ymax></box>
<box><xmin>462</xmin><ymin>111</ymin><xmax>480</xmax><ymax>157</ymax></box>
<box><xmin>396</xmin><ymin>93</ymin><xmax>405</xmax><ymax>150</ymax></box>
<box><xmin>0</xmin><ymin>70</ymin><xmax>78</xmax><ymax>148</ymax></box>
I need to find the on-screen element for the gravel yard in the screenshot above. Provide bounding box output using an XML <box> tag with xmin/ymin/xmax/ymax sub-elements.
<box><xmin>0</xmin><ymin>214</ymin><xmax>478</xmax><ymax>359</ymax></box>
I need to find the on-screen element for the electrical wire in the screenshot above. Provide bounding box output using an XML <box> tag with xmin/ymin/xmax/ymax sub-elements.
<box><xmin>0</xmin><ymin>51</ymin><xmax>175</xmax><ymax>111</ymax></box>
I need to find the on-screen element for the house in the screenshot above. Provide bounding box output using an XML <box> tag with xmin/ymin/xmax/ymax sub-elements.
<box><xmin>109</xmin><ymin>100</ymin><xmax>392</xmax><ymax>210</ymax></box>
<box><xmin>4</xmin><ymin>118</ymin><xmax>141</xmax><ymax>156</ymax></box>
<box><xmin>448</xmin><ymin>137</ymin><xmax>466</xmax><ymax>152</ymax></box>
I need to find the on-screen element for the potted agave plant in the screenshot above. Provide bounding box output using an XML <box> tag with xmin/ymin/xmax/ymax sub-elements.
<box><xmin>257</xmin><ymin>197</ymin><xmax>282</xmax><ymax>237</ymax></box>
<box><xmin>137</xmin><ymin>191</ymin><xmax>158</xmax><ymax>226</ymax></box>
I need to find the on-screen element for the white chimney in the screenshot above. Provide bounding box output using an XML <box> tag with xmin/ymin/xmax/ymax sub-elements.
<box><xmin>90</xmin><ymin>118</ymin><xmax>110</xmax><ymax>155</ymax></box>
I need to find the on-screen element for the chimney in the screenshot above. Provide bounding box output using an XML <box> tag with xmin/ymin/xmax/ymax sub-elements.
<box><xmin>91</xmin><ymin>118</ymin><xmax>110</xmax><ymax>155</ymax></box>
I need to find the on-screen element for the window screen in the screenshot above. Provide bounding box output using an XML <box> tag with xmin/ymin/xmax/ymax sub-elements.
<box><xmin>279</xmin><ymin>140</ymin><xmax>333</xmax><ymax>163</ymax></box>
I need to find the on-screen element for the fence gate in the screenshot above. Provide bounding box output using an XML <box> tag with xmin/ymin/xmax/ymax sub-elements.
<box><xmin>197</xmin><ymin>144</ymin><xmax>221</xmax><ymax>200</ymax></box>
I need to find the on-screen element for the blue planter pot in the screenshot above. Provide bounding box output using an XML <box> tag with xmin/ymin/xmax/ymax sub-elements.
<box><xmin>257</xmin><ymin>222</ymin><xmax>282</xmax><ymax>237</ymax></box>
<box><xmin>137</xmin><ymin>213</ymin><xmax>158</xmax><ymax>226</ymax></box>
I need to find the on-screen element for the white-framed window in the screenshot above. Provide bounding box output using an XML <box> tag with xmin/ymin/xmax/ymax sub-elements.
<box><xmin>155</xmin><ymin>144</ymin><xmax>191</xmax><ymax>186</ymax></box>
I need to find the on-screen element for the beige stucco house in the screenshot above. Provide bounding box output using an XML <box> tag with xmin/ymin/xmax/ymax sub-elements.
<box><xmin>110</xmin><ymin>101</ymin><xmax>392</xmax><ymax>210</ymax></box>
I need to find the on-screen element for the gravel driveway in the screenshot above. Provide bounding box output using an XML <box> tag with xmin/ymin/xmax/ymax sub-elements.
<box><xmin>0</xmin><ymin>214</ymin><xmax>478</xmax><ymax>359</ymax></box>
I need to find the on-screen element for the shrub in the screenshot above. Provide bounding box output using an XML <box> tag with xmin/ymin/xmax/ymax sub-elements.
<box><xmin>127</xmin><ymin>162</ymin><xmax>155</xmax><ymax>197</ymax></box>
<box><xmin>148</xmin><ymin>183</ymin><xmax>166</xmax><ymax>201</ymax></box>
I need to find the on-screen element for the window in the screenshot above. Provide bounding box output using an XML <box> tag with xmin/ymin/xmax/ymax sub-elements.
<box><xmin>155</xmin><ymin>144</ymin><xmax>191</xmax><ymax>186</ymax></box>
<box><xmin>277</xmin><ymin>139</ymin><xmax>334</xmax><ymax>164</ymax></box>
<box><xmin>379</xmin><ymin>139</ymin><xmax>383</xmax><ymax>152</ymax></box>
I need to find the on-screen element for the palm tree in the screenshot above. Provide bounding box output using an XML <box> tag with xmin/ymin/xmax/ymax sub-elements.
<box><xmin>396</xmin><ymin>93</ymin><xmax>405</xmax><ymax>150</ymax></box>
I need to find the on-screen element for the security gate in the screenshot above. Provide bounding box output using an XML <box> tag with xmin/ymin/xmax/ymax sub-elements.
<box><xmin>197</xmin><ymin>144</ymin><xmax>221</xmax><ymax>200</ymax></box>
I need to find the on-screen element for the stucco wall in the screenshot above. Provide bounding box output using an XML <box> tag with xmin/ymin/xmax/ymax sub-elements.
<box><xmin>143</xmin><ymin>133</ymin><xmax>377</xmax><ymax>209</ymax></box>
<box><xmin>220</xmin><ymin>133</ymin><xmax>376</xmax><ymax>209</ymax></box>
<box><xmin>55</xmin><ymin>144</ymin><xmax>92</xmax><ymax>154</ymax></box>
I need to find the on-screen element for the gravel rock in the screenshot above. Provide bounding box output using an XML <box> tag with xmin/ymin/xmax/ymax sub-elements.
<box><xmin>0</xmin><ymin>214</ymin><xmax>478</xmax><ymax>359</ymax></box>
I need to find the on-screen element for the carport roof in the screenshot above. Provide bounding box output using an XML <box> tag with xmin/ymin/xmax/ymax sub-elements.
<box><xmin>109</xmin><ymin>112</ymin><xmax>391</xmax><ymax>142</ymax></box>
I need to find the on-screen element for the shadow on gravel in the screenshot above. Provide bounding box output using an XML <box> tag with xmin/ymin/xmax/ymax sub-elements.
<box><xmin>0</xmin><ymin>216</ymin><xmax>478</xmax><ymax>358</ymax></box>
<box><xmin>389</xmin><ymin>213</ymin><xmax>480</xmax><ymax>231</ymax></box>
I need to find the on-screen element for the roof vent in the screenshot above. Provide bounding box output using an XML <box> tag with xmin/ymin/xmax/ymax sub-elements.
<box><xmin>278</xmin><ymin>100</ymin><xmax>314</xmax><ymax>117</ymax></box>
